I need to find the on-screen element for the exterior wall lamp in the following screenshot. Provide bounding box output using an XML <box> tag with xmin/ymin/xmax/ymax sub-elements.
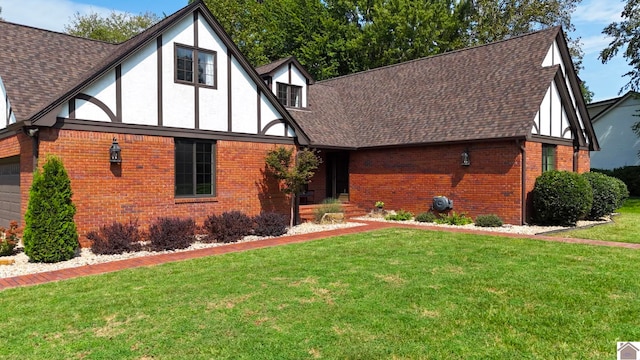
<box><xmin>110</xmin><ymin>137</ymin><xmax>122</xmax><ymax>164</ymax></box>
<box><xmin>461</xmin><ymin>149</ymin><xmax>470</xmax><ymax>166</ymax></box>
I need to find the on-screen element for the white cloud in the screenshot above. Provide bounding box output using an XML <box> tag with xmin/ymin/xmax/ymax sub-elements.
<box><xmin>573</xmin><ymin>0</ymin><xmax>624</xmax><ymax>25</ymax></box>
<box><xmin>0</xmin><ymin>0</ymin><xmax>114</xmax><ymax>32</ymax></box>
<box><xmin>580</xmin><ymin>34</ymin><xmax>614</xmax><ymax>55</ymax></box>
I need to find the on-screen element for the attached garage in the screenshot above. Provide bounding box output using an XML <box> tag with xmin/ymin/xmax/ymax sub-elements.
<box><xmin>0</xmin><ymin>156</ymin><xmax>20</xmax><ymax>227</ymax></box>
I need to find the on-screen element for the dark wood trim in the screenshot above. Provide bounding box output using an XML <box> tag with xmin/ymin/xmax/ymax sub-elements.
<box><xmin>532</xmin><ymin>120</ymin><xmax>539</xmax><ymax>134</ymax></box>
<box><xmin>257</xmin><ymin>89</ymin><xmax>261</xmax><ymax>134</ymax></box>
<box><xmin>75</xmin><ymin>94</ymin><xmax>117</xmax><ymax>122</ymax></box>
<box><xmin>288</xmin><ymin>63</ymin><xmax>292</xmax><ymax>83</ymax></box>
<box><xmin>115</xmin><ymin>65</ymin><xmax>122</xmax><ymax>123</ymax></box>
<box><xmin>55</xmin><ymin>118</ymin><xmax>297</xmax><ymax>145</ymax></box>
<box><xmin>68</xmin><ymin>99</ymin><xmax>76</xmax><ymax>119</ymax></box>
<box><xmin>530</xmin><ymin>134</ymin><xmax>574</xmax><ymax>146</ymax></box>
<box><xmin>193</xmin><ymin>12</ymin><xmax>199</xmax><ymax>129</ymax></box>
<box><xmin>553</xmin><ymin>71</ymin><xmax>587</xmax><ymax>147</ymax></box>
<box><xmin>157</xmin><ymin>36</ymin><xmax>163</xmax><ymax>126</ymax></box>
<box><xmin>227</xmin><ymin>52</ymin><xmax>232</xmax><ymax>132</ymax></box>
<box><xmin>260</xmin><ymin>119</ymin><xmax>288</xmax><ymax>136</ymax></box>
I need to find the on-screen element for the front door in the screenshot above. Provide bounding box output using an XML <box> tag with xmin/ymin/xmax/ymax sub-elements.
<box><xmin>325</xmin><ymin>152</ymin><xmax>349</xmax><ymax>199</ymax></box>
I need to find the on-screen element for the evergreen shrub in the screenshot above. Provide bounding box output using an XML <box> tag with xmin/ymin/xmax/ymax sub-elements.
<box><xmin>532</xmin><ymin>170</ymin><xmax>592</xmax><ymax>226</ymax></box>
<box><xmin>23</xmin><ymin>155</ymin><xmax>79</xmax><ymax>263</ymax></box>
<box><xmin>582</xmin><ymin>172</ymin><xmax>621</xmax><ymax>220</ymax></box>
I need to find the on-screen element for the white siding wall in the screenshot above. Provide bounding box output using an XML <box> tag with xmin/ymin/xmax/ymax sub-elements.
<box><xmin>260</xmin><ymin>93</ymin><xmax>282</xmax><ymax>132</ymax></box>
<box><xmin>591</xmin><ymin>96</ymin><xmax>640</xmax><ymax>169</ymax></box>
<box><xmin>271</xmin><ymin>66</ymin><xmax>288</xmax><ymax>94</ymax></box>
<box><xmin>290</xmin><ymin>66</ymin><xmax>308</xmax><ymax>108</ymax></box>
<box><xmin>121</xmin><ymin>41</ymin><xmax>158</xmax><ymax>126</ymax></box>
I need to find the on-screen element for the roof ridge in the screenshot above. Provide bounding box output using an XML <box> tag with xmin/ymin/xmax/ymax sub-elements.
<box><xmin>0</xmin><ymin>19</ymin><xmax>118</xmax><ymax>46</ymax></box>
<box><xmin>318</xmin><ymin>26</ymin><xmax>560</xmax><ymax>85</ymax></box>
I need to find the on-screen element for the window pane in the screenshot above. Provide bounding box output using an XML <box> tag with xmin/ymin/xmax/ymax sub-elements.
<box><xmin>176</xmin><ymin>47</ymin><xmax>193</xmax><ymax>82</ymax></box>
<box><xmin>175</xmin><ymin>141</ymin><xmax>194</xmax><ymax>196</ymax></box>
<box><xmin>198</xmin><ymin>52</ymin><xmax>215</xmax><ymax>86</ymax></box>
<box><xmin>277</xmin><ymin>83</ymin><xmax>288</xmax><ymax>105</ymax></box>
<box><xmin>195</xmin><ymin>142</ymin><xmax>213</xmax><ymax>195</ymax></box>
<box><xmin>289</xmin><ymin>86</ymin><xmax>301</xmax><ymax>107</ymax></box>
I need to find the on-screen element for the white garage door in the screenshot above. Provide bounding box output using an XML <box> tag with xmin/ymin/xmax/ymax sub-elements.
<box><xmin>0</xmin><ymin>157</ymin><xmax>20</xmax><ymax>228</ymax></box>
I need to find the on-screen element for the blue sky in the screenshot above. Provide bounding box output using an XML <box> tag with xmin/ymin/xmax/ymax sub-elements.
<box><xmin>0</xmin><ymin>0</ymin><xmax>632</xmax><ymax>102</ymax></box>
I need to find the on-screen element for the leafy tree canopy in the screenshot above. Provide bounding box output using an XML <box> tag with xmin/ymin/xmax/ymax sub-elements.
<box><xmin>600</xmin><ymin>0</ymin><xmax>640</xmax><ymax>93</ymax></box>
<box><xmin>64</xmin><ymin>10</ymin><xmax>160</xmax><ymax>43</ymax></box>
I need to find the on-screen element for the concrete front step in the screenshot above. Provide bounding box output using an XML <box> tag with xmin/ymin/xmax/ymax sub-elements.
<box><xmin>299</xmin><ymin>203</ymin><xmax>367</xmax><ymax>223</ymax></box>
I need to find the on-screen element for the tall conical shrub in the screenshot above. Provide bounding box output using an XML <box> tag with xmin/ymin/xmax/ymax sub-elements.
<box><xmin>23</xmin><ymin>155</ymin><xmax>79</xmax><ymax>263</ymax></box>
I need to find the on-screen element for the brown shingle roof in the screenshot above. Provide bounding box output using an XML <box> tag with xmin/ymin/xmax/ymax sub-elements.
<box><xmin>0</xmin><ymin>21</ymin><xmax>117</xmax><ymax>121</ymax></box>
<box><xmin>293</xmin><ymin>27</ymin><xmax>563</xmax><ymax>148</ymax></box>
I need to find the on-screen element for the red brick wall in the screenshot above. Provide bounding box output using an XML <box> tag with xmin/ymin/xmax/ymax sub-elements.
<box><xmin>348</xmin><ymin>141</ymin><xmax>524</xmax><ymax>224</ymax></box>
<box><xmin>33</xmin><ymin>128</ymin><xmax>290</xmax><ymax>246</ymax></box>
<box><xmin>0</xmin><ymin>133</ymin><xmax>34</xmax><ymax>227</ymax></box>
<box><xmin>577</xmin><ymin>149</ymin><xmax>590</xmax><ymax>173</ymax></box>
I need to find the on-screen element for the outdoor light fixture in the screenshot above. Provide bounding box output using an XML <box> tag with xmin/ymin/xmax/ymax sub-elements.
<box><xmin>109</xmin><ymin>137</ymin><xmax>122</xmax><ymax>164</ymax></box>
<box><xmin>461</xmin><ymin>149</ymin><xmax>470</xmax><ymax>166</ymax></box>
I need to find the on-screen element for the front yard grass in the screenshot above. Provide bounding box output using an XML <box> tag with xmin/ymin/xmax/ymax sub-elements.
<box><xmin>1</xmin><ymin>228</ymin><xmax>639</xmax><ymax>359</ymax></box>
<box><xmin>553</xmin><ymin>198</ymin><xmax>640</xmax><ymax>243</ymax></box>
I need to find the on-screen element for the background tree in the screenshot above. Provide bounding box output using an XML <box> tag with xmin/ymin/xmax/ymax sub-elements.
<box><xmin>265</xmin><ymin>147</ymin><xmax>320</xmax><ymax>226</ymax></box>
<box><xmin>600</xmin><ymin>0</ymin><xmax>640</xmax><ymax>93</ymax></box>
<box><xmin>23</xmin><ymin>155</ymin><xmax>79</xmax><ymax>263</ymax></box>
<box><xmin>0</xmin><ymin>6</ymin><xmax>3</xmax><ymax>21</ymax></box>
<box><xmin>64</xmin><ymin>11</ymin><xmax>160</xmax><ymax>43</ymax></box>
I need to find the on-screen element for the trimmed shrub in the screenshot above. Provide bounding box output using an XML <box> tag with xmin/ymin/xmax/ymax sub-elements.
<box><xmin>474</xmin><ymin>214</ymin><xmax>503</xmax><ymax>227</ymax></box>
<box><xmin>204</xmin><ymin>211</ymin><xmax>253</xmax><ymax>243</ymax></box>
<box><xmin>385</xmin><ymin>209</ymin><xmax>414</xmax><ymax>221</ymax></box>
<box><xmin>532</xmin><ymin>170</ymin><xmax>593</xmax><ymax>226</ymax></box>
<box><xmin>148</xmin><ymin>217</ymin><xmax>195</xmax><ymax>251</ymax></box>
<box><xmin>313</xmin><ymin>198</ymin><xmax>343</xmax><ymax>223</ymax></box>
<box><xmin>593</xmin><ymin>166</ymin><xmax>640</xmax><ymax>197</ymax></box>
<box><xmin>435</xmin><ymin>211</ymin><xmax>473</xmax><ymax>225</ymax></box>
<box><xmin>0</xmin><ymin>221</ymin><xmax>19</xmax><ymax>257</ymax></box>
<box><xmin>87</xmin><ymin>220</ymin><xmax>143</xmax><ymax>255</ymax></box>
<box><xmin>415</xmin><ymin>211</ymin><xmax>437</xmax><ymax>223</ymax></box>
<box><xmin>23</xmin><ymin>155</ymin><xmax>79</xmax><ymax>263</ymax></box>
<box><xmin>582</xmin><ymin>172</ymin><xmax>620</xmax><ymax>220</ymax></box>
<box><xmin>253</xmin><ymin>212</ymin><xmax>288</xmax><ymax>237</ymax></box>
<box><xmin>612</xmin><ymin>177</ymin><xmax>630</xmax><ymax>208</ymax></box>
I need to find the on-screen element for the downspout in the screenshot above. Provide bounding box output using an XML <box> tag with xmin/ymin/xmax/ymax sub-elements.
<box><xmin>573</xmin><ymin>143</ymin><xmax>579</xmax><ymax>172</ymax></box>
<box><xmin>518</xmin><ymin>140</ymin><xmax>527</xmax><ymax>225</ymax></box>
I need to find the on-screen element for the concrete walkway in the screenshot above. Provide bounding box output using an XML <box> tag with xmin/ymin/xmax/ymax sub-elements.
<box><xmin>1</xmin><ymin>221</ymin><xmax>638</xmax><ymax>291</ymax></box>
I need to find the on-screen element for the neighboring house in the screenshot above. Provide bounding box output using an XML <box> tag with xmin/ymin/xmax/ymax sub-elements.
<box><xmin>588</xmin><ymin>91</ymin><xmax>640</xmax><ymax>169</ymax></box>
<box><xmin>0</xmin><ymin>1</ymin><xmax>598</xmax><ymax>238</ymax></box>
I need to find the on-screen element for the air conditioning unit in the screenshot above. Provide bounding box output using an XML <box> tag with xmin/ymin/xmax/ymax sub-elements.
<box><xmin>432</xmin><ymin>196</ymin><xmax>453</xmax><ymax>212</ymax></box>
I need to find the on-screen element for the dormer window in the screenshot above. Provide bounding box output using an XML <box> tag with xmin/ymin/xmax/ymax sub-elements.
<box><xmin>175</xmin><ymin>44</ymin><xmax>216</xmax><ymax>88</ymax></box>
<box><xmin>277</xmin><ymin>83</ymin><xmax>302</xmax><ymax>108</ymax></box>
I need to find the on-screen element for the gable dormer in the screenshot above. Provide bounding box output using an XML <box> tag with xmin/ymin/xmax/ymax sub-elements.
<box><xmin>532</xmin><ymin>29</ymin><xmax>598</xmax><ymax>151</ymax></box>
<box><xmin>256</xmin><ymin>57</ymin><xmax>314</xmax><ymax>109</ymax></box>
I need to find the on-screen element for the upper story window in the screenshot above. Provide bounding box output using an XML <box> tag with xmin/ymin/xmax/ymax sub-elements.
<box><xmin>276</xmin><ymin>83</ymin><xmax>302</xmax><ymax>108</ymax></box>
<box><xmin>175</xmin><ymin>44</ymin><xmax>216</xmax><ymax>88</ymax></box>
<box><xmin>542</xmin><ymin>144</ymin><xmax>556</xmax><ymax>172</ymax></box>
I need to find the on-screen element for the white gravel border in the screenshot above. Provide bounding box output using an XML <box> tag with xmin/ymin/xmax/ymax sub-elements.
<box><xmin>0</xmin><ymin>222</ymin><xmax>364</xmax><ymax>279</ymax></box>
<box><xmin>0</xmin><ymin>217</ymin><xmax>610</xmax><ymax>279</ymax></box>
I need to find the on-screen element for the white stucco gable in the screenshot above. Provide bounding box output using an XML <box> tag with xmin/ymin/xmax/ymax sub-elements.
<box><xmin>532</xmin><ymin>37</ymin><xmax>591</xmax><ymax>147</ymax></box>
<box><xmin>44</xmin><ymin>2</ymin><xmax>309</xmax><ymax>144</ymax></box>
<box><xmin>0</xmin><ymin>77</ymin><xmax>16</xmax><ymax>130</ymax></box>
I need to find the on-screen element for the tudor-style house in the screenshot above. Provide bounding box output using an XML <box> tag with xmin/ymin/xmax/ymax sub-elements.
<box><xmin>0</xmin><ymin>1</ymin><xmax>598</xmax><ymax>242</ymax></box>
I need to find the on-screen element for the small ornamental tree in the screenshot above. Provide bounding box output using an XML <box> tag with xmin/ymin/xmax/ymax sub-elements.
<box><xmin>265</xmin><ymin>147</ymin><xmax>321</xmax><ymax>226</ymax></box>
<box><xmin>23</xmin><ymin>155</ymin><xmax>79</xmax><ymax>263</ymax></box>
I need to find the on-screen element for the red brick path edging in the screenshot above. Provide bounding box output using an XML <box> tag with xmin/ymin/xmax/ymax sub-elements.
<box><xmin>1</xmin><ymin>221</ymin><xmax>638</xmax><ymax>291</ymax></box>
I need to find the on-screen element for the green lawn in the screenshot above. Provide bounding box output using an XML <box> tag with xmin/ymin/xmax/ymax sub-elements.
<box><xmin>1</xmin><ymin>229</ymin><xmax>639</xmax><ymax>359</ymax></box>
<box><xmin>554</xmin><ymin>198</ymin><xmax>640</xmax><ymax>243</ymax></box>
